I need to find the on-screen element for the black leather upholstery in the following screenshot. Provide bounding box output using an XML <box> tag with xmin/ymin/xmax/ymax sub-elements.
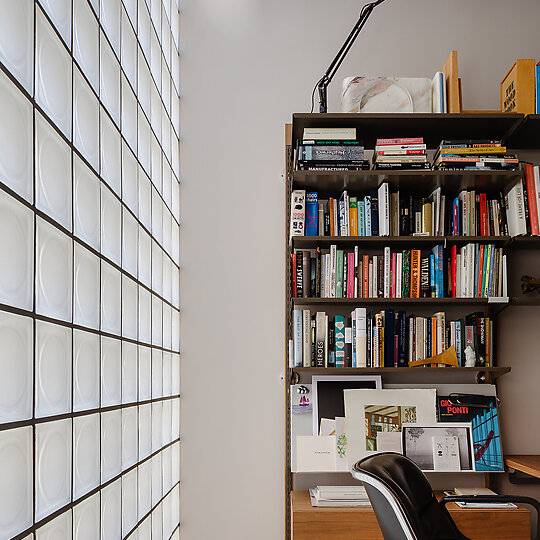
<box><xmin>353</xmin><ymin>452</ymin><xmax>469</xmax><ymax>540</ymax></box>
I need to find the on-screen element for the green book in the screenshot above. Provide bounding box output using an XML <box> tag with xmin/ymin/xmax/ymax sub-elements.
<box><xmin>402</xmin><ymin>250</ymin><xmax>411</xmax><ymax>298</ymax></box>
<box><xmin>336</xmin><ymin>250</ymin><xmax>344</xmax><ymax>298</ymax></box>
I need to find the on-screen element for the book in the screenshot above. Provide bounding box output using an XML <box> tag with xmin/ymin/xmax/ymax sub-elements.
<box><xmin>302</xmin><ymin>310</ymin><xmax>311</xmax><ymax>367</ymax></box>
<box><xmin>537</xmin><ymin>61</ymin><xmax>540</xmax><ymax>114</ymax></box>
<box><xmin>293</xmin><ymin>310</ymin><xmax>302</xmax><ymax>367</ymax></box>
<box><xmin>376</xmin><ymin>137</ymin><xmax>424</xmax><ymax>145</ymax></box>
<box><xmin>431</xmin><ymin>71</ymin><xmax>446</xmax><ymax>113</ymax></box>
<box><xmin>355</xmin><ymin>308</ymin><xmax>367</xmax><ymax>368</ymax></box>
<box><xmin>298</xmin><ymin>145</ymin><xmax>364</xmax><ymax>161</ymax></box>
<box><xmin>378</xmin><ymin>183</ymin><xmax>390</xmax><ymax>236</ymax></box>
<box><xmin>315</xmin><ymin>312</ymin><xmax>326</xmax><ymax>367</ymax></box>
<box><xmin>501</xmin><ymin>58</ymin><xmax>536</xmax><ymax>114</ymax></box>
<box><xmin>305</xmin><ymin>192</ymin><xmax>318</xmax><ymax>236</ymax></box>
<box><xmin>524</xmin><ymin>164</ymin><xmax>539</xmax><ymax>235</ymax></box>
<box><xmin>303</xmin><ymin>127</ymin><xmax>357</xmax><ymax>140</ymax></box>
<box><xmin>349</xmin><ymin>197</ymin><xmax>358</xmax><ymax>236</ymax></box>
<box><xmin>290</xmin><ymin>190</ymin><xmax>305</xmax><ymax>238</ymax></box>
<box><xmin>334</xmin><ymin>316</ymin><xmax>346</xmax><ymax>368</ymax></box>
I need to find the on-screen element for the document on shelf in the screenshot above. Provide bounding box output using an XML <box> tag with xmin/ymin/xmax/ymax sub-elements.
<box><xmin>296</xmin><ymin>436</ymin><xmax>337</xmax><ymax>472</ymax></box>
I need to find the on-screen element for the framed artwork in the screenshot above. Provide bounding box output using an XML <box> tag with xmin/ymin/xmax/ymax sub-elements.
<box><xmin>402</xmin><ymin>422</ymin><xmax>475</xmax><ymax>472</ymax></box>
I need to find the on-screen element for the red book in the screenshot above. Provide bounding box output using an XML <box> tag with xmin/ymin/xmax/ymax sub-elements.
<box><xmin>347</xmin><ymin>252</ymin><xmax>355</xmax><ymax>298</ymax></box>
<box><xmin>362</xmin><ymin>255</ymin><xmax>369</xmax><ymax>297</ymax></box>
<box><xmin>479</xmin><ymin>193</ymin><xmax>488</xmax><ymax>236</ymax></box>
<box><xmin>376</xmin><ymin>137</ymin><xmax>423</xmax><ymax>145</ymax></box>
<box><xmin>291</xmin><ymin>254</ymin><xmax>297</xmax><ymax>297</ymax></box>
<box><xmin>391</xmin><ymin>253</ymin><xmax>397</xmax><ymax>298</ymax></box>
<box><xmin>477</xmin><ymin>246</ymin><xmax>484</xmax><ymax>298</ymax></box>
<box><xmin>450</xmin><ymin>245</ymin><xmax>457</xmax><ymax>297</ymax></box>
<box><xmin>375</xmin><ymin>149</ymin><xmax>425</xmax><ymax>155</ymax></box>
<box><xmin>524</xmin><ymin>164</ymin><xmax>539</xmax><ymax>236</ymax></box>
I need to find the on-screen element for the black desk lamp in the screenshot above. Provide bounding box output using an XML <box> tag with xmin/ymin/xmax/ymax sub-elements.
<box><xmin>313</xmin><ymin>0</ymin><xmax>389</xmax><ymax>113</ymax></box>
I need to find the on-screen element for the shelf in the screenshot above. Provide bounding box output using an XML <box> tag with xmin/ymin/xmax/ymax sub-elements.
<box><xmin>505</xmin><ymin>455</ymin><xmax>540</xmax><ymax>479</ymax></box>
<box><xmin>293</xmin><ymin>169</ymin><xmax>522</xmax><ymax>196</ymax></box>
<box><xmin>506</xmin><ymin>114</ymin><xmax>540</xmax><ymax>149</ymax></box>
<box><xmin>292</xmin><ymin>113</ymin><xmax>524</xmax><ymax>149</ymax></box>
<box><xmin>508</xmin><ymin>236</ymin><xmax>540</xmax><ymax>249</ymax></box>
<box><xmin>291</xmin><ymin>366</ymin><xmax>511</xmax><ymax>385</ymax></box>
<box><xmin>510</xmin><ymin>296</ymin><xmax>540</xmax><ymax>306</ymax></box>
<box><xmin>292</xmin><ymin>297</ymin><xmax>509</xmax><ymax>306</ymax></box>
<box><xmin>292</xmin><ymin>235</ymin><xmax>511</xmax><ymax>249</ymax></box>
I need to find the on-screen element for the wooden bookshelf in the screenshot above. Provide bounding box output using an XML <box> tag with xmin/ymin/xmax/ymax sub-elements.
<box><xmin>505</xmin><ymin>455</ymin><xmax>540</xmax><ymax>479</ymax></box>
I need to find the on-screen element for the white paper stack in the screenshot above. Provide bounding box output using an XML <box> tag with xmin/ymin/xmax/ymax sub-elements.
<box><xmin>309</xmin><ymin>485</ymin><xmax>371</xmax><ymax>508</ymax></box>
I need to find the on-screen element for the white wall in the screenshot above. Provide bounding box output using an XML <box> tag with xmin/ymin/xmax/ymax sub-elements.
<box><xmin>179</xmin><ymin>2</ymin><xmax>540</xmax><ymax>539</ymax></box>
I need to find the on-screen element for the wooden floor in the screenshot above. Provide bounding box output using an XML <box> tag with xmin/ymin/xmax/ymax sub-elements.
<box><xmin>291</xmin><ymin>491</ymin><xmax>531</xmax><ymax>540</ymax></box>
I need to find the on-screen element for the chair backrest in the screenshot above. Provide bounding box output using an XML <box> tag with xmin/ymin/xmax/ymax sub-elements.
<box><xmin>352</xmin><ymin>452</ymin><xmax>468</xmax><ymax>540</ymax></box>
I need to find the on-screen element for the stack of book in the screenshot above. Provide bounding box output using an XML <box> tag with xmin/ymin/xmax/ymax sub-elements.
<box><xmin>433</xmin><ymin>140</ymin><xmax>519</xmax><ymax>171</ymax></box>
<box><xmin>372</xmin><ymin>137</ymin><xmax>430</xmax><ymax>170</ymax></box>
<box><xmin>291</xmin><ymin>243</ymin><xmax>507</xmax><ymax>300</ymax></box>
<box><xmin>291</xmin><ymin>308</ymin><xmax>493</xmax><ymax>369</ymax></box>
<box><xmin>296</xmin><ymin>127</ymin><xmax>370</xmax><ymax>171</ymax></box>
<box><xmin>309</xmin><ymin>486</ymin><xmax>371</xmax><ymax>508</ymax></box>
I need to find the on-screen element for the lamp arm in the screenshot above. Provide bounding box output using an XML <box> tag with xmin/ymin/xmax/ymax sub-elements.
<box><xmin>317</xmin><ymin>0</ymin><xmax>388</xmax><ymax>113</ymax></box>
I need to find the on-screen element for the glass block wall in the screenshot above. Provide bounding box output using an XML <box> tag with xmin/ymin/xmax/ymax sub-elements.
<box><xmin>0</xmin><ymin>0</ymin><xmax>181</xmax><ymax>538</ymax></box>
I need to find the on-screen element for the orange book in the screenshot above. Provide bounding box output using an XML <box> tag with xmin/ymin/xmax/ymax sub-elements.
<box><xmin>410</xmin><ymin>250</ymin><xmax>421</xmax><ymax>298</ymax></box>
<box><xmin>329</xmin><ymin>198</ymin><xmax>335</xmax><ymax>236</ymax></box>
<box><xmin>363</xmin><ymin>255</ymin><xmax>369</xmax><ymax>297</ymax></box>
<box><xmin>350</xmin><ymin>197</ymin><xmax>358</xmax><ymax>236</ymax></box>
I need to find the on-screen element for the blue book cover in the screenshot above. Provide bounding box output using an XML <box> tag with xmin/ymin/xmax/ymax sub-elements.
<box><xmin>364</xmin><ymin>196</ymin><xmax>372</xmax><ymax>236</ymax></box>
<box><xmin>430</xmin><ymin>254</ymin><xmax>436</xmax><ymax>297</ymax></box>
<box><xmin>305</xmin><ymin>192</ymin><xmax>318</xmax><ymax>236</ymax></box>
<box><xmin>488</xmin><ymin>244</ymin><xmax>495</xmax><ymax>296</ymax></box>
<box><xmin>481</xmin><ymin>245</ymin><xmax>489</xmax><ymax>298</ymax></box>
<box><xmin>358</xmin><ymin>200</ymin><xmax>365</xmax><ymax>236</ymax></box>
<box><xmin>452</xmin><ymin>197</ymin><xmax>460</xmax><ymax>235</ymax></box>
<box><xmin>536</xmin><ymin>64</ymin><xmax>540</xmax><ymax>114</ymax></box>
<box><xmin>335</xmin><ymin>316</ymin><xmax>346</xmax><ymax>368</ymax></box>
<box><xmin>370</xmin><ymin>188</ymin><xmax>379</xmax><ymax>236</ymax></box>
<box><xmin>436</xmin><ymin>245</ymin><xmax>444</xmax><ymax>298</ymax></box>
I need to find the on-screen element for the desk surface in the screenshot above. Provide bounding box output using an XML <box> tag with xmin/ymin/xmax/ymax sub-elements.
<box><xmin>505</xmin><ymin>455</ymin><xmax>540</xmax><ymax>479</ymax></box>
<box><xmin>291</xmin><ymin>490</ymin><xmax>531</xmax><ymax>540</ymax></box>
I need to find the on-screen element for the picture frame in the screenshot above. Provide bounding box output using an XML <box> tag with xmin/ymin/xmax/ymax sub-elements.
<box><xmin>402</xmin><ymin>422</ymin><xmax>476</xmax><ymax>472</ymax></box>
<box><xmin>311</xmin><ymin>375</ymin><xmax>382</xmax><ymax>436</ymax></box>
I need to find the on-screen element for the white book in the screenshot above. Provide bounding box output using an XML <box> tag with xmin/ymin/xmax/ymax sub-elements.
<box><xmin>302</xmin><ymin>310</ymin><xmax>311</xmax><ymax>367</ymax></box>
<box><xmin>369</xmin><ymin>261</ymin><xmax>374</xmax><ymax>298</ymax></box>
<box><xmin>460</xmin><ymin>190</ymin><xmax>467</xmax><ymax>236</ymax></box>
<box><xmin>345</xmin><ymin>194</ymin><xmax>350</xmax><ymax>236</ymax></box>
<box><xmin>330</xmin><ymin>245</ymin><xmax>337</xmax><ymax>298</ymax></box>
<box><xmin>290</xmin><ymin>190</ymin><xmax>306</xmax><ymax>239</ymax></box>
<box><xmin>415</xmin><ymin>316</ymin><xmax>424</xmax><ymax>361</ymax></box>
<box><xmin>325</xmin><ymin>254</ymin><xmax>331</xmax><ymax>298</ymax></box>
<box><xmin>324</xmin><ymin>315</ymin><xmax>329</xmax><ymax>367</ymax></box>
<box><xmin>450</xmin><ymin>321</ymin><xmax>456</xmax><ymax>350</ymax></box>
<box><xmin>288</xmin><ymin>339</ymin><xmax>294</xmax><ymax>368</ymax></box>
<box><xmin>293</xmin><ymin>310</ymin><xmax>303</xmax><ymax>367</ymax></box>
<box><xmin>372</xmin><ymin>255</ymin><xmax>378</xmax><ymax>297</ymax></box>
<box><xmin>506</xmin><ymin>182</ymin><xmax>527</xmax><ymax>236</ymax></box>
<box><xmin>320</xmin><ymin>256</ymin><xmax>326</xmax><ymax>298</ymax></box>
<box><xmin>431</xmin><ymin>71</ymin><xmax>445</xmax><ymax>113</ymax></box>
<box><xmin>355</xmin><ymin>308</ymin><xmax>367</xmax><ymax>367</ymax></box>
<box><xmin>378</xmin><ymin>183</ymin><xmax>390</xmax><ymax>236</ymax></box>
<box><xmin>431</xmin><ymin>187</ymin><xmax>441</xmax><ymax>236</ymax></box>
<box><xmin>502</xmin><ymin>254</ymin><xmax>508</xmax><ymax>297</ymax></box>
<box><xmin>315</xmin><ymin>312</ymin><xmax>326</xmax><ymax>367</ymax></box>
<box><xmin>439</xmin><ymin>195</ymin><xmax>446</xmax><ymax>236</ymax></box>
<box><xmin>383</xmin><ymin>247</ymin><xmax>391</xmax><ymax>298</ymax></box>
<box><xmin>303</xmin><ymin>127</ymin><xmax>356</xmax><ymax>140</ymax></box>
<box><xmin>455</xmin><ymin>321</ymin><xmax>462</xmax><ymax>366</ymax></box>
<box><xmin>396</xmin><ymin>252</ymin><xmax>402</xmax><ymax>298</ymax></box>
<box><xmin>456</xmin><ymin>253</ymin><xmax>461</xmax><ymax>297</ymax></box>
<box><xmin>409</xmin><ymin>317</ymin><xmax>414</xmax><ymax>363</ymax></box>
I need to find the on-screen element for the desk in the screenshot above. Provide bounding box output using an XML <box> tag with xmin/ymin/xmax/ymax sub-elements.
<box><xmin>506</xmin><ymin>455</ymin><xmax>540</xmax><ymax>479</ymax></box>
<box><xmin>291</xmin><ymin>491</ymin><xmax>531</xmax><ymax>540</ymax></box>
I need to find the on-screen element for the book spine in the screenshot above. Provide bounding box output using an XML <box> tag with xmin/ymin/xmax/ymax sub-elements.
<box><xmin>525</xmin><ymin>164</ymin><xmax>539</xmax><ymax>235</ymax></box>
<box><xmin>344</xmin><ymin>324</ymin><xmax>352</xmax><ymax>368</ymax></box>
<box><xmin>355</xmin><ymin>308</ymin><xmax>367</xmax><ymax>368</ymax></box>
<box><xmin>296</xmin><ymin>251</ymin><xmax>303</xmax><ymax>298</ymax></box>
<box><xmin>397</xmin><ymin>311</ymin><xmax>407</xmax><ymax>367</ymax></box>
<box><xmin>318</xmin><ymin>201</ymin><xmax>325</xmax><ymax>236</ymax></box>
<box><xmin>370</xmin><ymin>189</ymin><xmax>379</xmax><ymax>236</ymax></box>
<box><xmin>521</xmin><ymin>178</ymin><xmax>532</xmax><ymax>235</ymax></box>
<box><xmin>311</xmin><ymin>319</ymin><xmax>316</xmax><ymax>367</ymax></box>
<box><xmin>334</xmin><ymin>315</ymin><xmax>345</xmax><ymax>368</ymax></box>
<box><xmin>384</xmin><ymin>247</ymin><xmax>391</xmax><ymax>298</ymax></box>
<box><xmin>402</xmin><ymin>250</ymin><xmax>411</xmax><ymax>298</ymax></box>
<box><xmin>315</xmin><ymin>312</ymin><xmax>325</xmax><ymax>367</ymax></box>
<box><xmin>363</xmin><ymin>255</ymin><xmax>369</xmax><ymax>298</ymax></box>
<box><xmin>330</xmin><ymin>245</ymin><xmax>337</xmax><ymax>297</ymax></box>
<box><xmin>335</xmin><ymin>250</ymin><xmax>344</xmax><ymax>298</ymax></box>
<box><xmin>290</xmin><ymin>190</ymin><xmax>306</xmax><ymax>238</ymax></box>
<box><xmin>305</xmin><ymin>192</ymin><xmax>318</xmax><ymax>236</ymax></box>
<box><xmin>349</xmin><ymin>197</ymin><xmax>358</xmax><ymax>236</ymax></box>
<box><xmin>291</xmin><ymin>253</ymin><xmax>297</xmax><ymax>297</ymax></box>
<box><xmin>328</xmin><ymin>319</ymin><xmax>335</xmax><ymax>368</ymax></box>
<box><xmin>378</xmin><ymin>183</ymin><xmax>390</xmax><ymax>236</ymax></box>
<box><xmin>376</xmin><ymin>137</ymin><xmax>424</xmax><ymax>145</ymax></box>
<box><xmin>364</xmin><ymin>196</ymin><xmax>372</xmax><ymax>236</ymax></box>
<box><xmin>293</xmin><ymin>309</ymin><xmax>303</xmax><ymax>367</ymax></box>
<box><xmin>384</xmin><ymin>309</ymin><xmax>395</xmax><ymax>367</ymax></box>
<box><xmin>411</xmin><ymin>249</ymin><xmax>421</xmax><ymax>298</ymax></box>
<box><xmin>302</xmin><ymin>310</ymin><xmax>311</xmax><ymax>367</ymax></box>
<box><xmin>358</xmin><ymin>199</ymin><xmax>365</xmax><ymax>236</ymax></box>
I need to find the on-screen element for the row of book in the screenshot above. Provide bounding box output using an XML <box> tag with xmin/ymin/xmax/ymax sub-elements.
<box><xmin>372</xmin><ymin>137</ymin><xmax>430</xmax><ymax>171</ymax></box>
<box><xmin>291</xmin><ymin>185</ymin><xmax>513</xmax><ymax>238</ymax></box>
<box><xmin>433</xmin><ymin>140</ymin><xmax>519</xmax><ymax>171</ymax></box>
<box><xmin>291</xmin><ymin>309</ymin><xmax>493</xmax><ymax>369</ymax></box>
<box><xmin>292</xmin><ymin>244</ymin><xmax>507</xmax><ymax>299</ymax></box>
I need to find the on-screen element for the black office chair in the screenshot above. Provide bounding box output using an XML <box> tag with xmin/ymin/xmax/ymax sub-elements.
<box><xmin>351</xmin><ymin>452</ymin><xmax>540</xmax><ymax>540</ymax></box>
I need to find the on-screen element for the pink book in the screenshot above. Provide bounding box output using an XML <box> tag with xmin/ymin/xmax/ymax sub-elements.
<box><xmin>347</xmin><ymin>252</ymin><xmax>355</xmax><ymax>298</ymax></box>
<box><xmin>391</xmin><ymin>253</ymin><xmax>397</xmax><ymax>298</ymax></box>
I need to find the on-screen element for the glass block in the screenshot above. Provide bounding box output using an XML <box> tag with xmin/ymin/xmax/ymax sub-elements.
<box><xmin>163</xmin><ymin>211</ymin><xmax>172</xmax><ymax>260</ymax></box>
<box><xmin>88</xmin><ymin>0</ymin><xmax>98</xmax><ymax>16</ymax></box>
<box><xmin>171</xmin><ymin>42</ymin><xmax>179</xmax><ymax>96</ymax></box>
<box><xmin>100</xmin><ymin>0</ymin><xmax>121</xmax><ymax>59</ymax></box>
<box><xmin>101</xmin><ymin>262</ymin><xmax>121</xmax><ymax>336</ymax></box>
<box><xmin>162</xmin><ymin>445</ymin><xmax>172</xmax><ymax>493</ymax></box>
<box><xmin>72</xmin><ymin>493</ymin><xmax>99</xmax><ymax>540</ymax></box>
<box><xmin>73</xmin><ymin>242</ymin><xmax>100</xmax><ymax>329</ymax></box>
<box><xmin>101</xmin><ymin>410</ymin><xmax>121</xmax><ymax>482</ymax></box>
<box><xmin>35</xmin><ymin>112</ymin><xmax>72</xmax><ymax>230</ymax></box>
<box><xmin>151</xmin><ymin>294</ymin><xmax>163</xmax><ymax>347</ymax></box>
<box><xmin>151</xmin><ymin>349</ymin><xmax>162</xmax><ymax>399</ymax></box>
<box><xmin>138</xmin><ymin>403</ymin><xmax>152</xmax><ymax>460</ymax></box>
<box><xmin>162</xmin><ymin>15</ymin><xmax>171</xmax><ymax>72</ymax></box>
<box><xmin>151</xmin><ymin>83</ymin><xmax>161</xmax><ymax>143</ymax></box>
<box><xmin>121</xmin><ymin>341</ymin><xmax>138</xmax><ymax>404</ymax></box>
<box><xmin>163</xmin><ymin>0</ymin><xmax>172</xmax><ymax>26</ymax></box>
<box><xmin>162</xmin><ymin>399</ymin><xmax>172</xmax><ymax>445</ymax></box>
<box><xmin>100</xmin><ymin>184</ymin><xmax>121</xmax><ymax>265</ymax></box>
<box><xmin>151</xmin><ymin>401</ymin><xmax>163</xmax><ymax>453</ymax></box>
<box><xmin>137</xmin><ymin>0</ymin><xmax>150</xmax><ymax>65</ymax></box>
<box><xmin>0</xmin><ymin>190</ymin><xmax>33</xmax><ymax>310</ymax></box>
<box><xmin>73</xmin><ymin>155</ymin><xmax>100</xmax><ymax>250</ymax></box>
<box><xmin>35</xmin><ymin>509</ymin><xmax>72</xmax><ymax>540</ymax></box>
<box><xmin>162</xmin><ymin>352</ymin><xmax>172</xmax><ymax>397</ymax></box>
<box><xmin>171</xmin><ymin>177</ymin><xmax>179</xmax><ymax>223</ymax></box>
<box><xmin>162</xmin><ymin>105</ymin><xmax>171</xmax><ymax>163</ymax></box>
<box><xmin>171</xmin><ymin>84</ymin><xmax>179</xmax><ymax>138</ymax></box>
<box><xmin>151</xmin><ymin>452</ymin><xmax>162</xmax><ymax>505</ymax></box>
<box><xmin>162</xmin><ymin>303</ymin><xmax>172</xmax><ymax>352</ymax></box>
<box><xmin>100</xmin><ymin>35</ymin><xmax>120</xmax><ymax>127</ymax></box>
<box><xmin>162</xmin><ymin>159</ymin><xmax>172</xmax><ymax>211</ymax></box>
<box><xmin>122</xmin><ymin>210</ymin><xmax>138</xmax><ymax>278</ymax></box>
<box><xmin>171</xmin><ymin>354</ymin><xmax>180</xmax><ymax>396</ymax></box>
<box><xmin>121</xmin><ymin>406</ymin><xmax>138</xmax><ymax>469</ymax></box>
<box><xmin>138</xmin><ymin>106</ymin><xmax>151</xmax><ymax>175</ymax></box>
<box><xmin>100</xmin><ymin>479</ymin><xmax>121</xmax><ymax>540</ymax></box>
<box><xmin>171</xmin><ymin>486</ymin><xmax>180</xmax><ymax>535</ymax></box>
<box><xmin>172</xmin><ymin>308</ymin><xmax>180</xmax><ymax>352</ymax></box>
<box><xmin>121</xmin><ymin>74</ymin><xmax>137</xmax><ymax>153</ymax></box>
<box><xmin>137</xmin><ymin>460</ymin><xmax>152</xmax><ymax>520</ymax></box>
<box><xmin>121</xmin><ymin>469</ymin><xmax>138</xmax><ymax>536</ymax></box>
<box><xmin>150</xmin><ymin>31</ymin><xmax>161</xmax><ymax>95</ymax></box>
<box><xmin>138</xmin><ymin>345</ymin><xmax>152</xmax><ymax>401</ymax></box>
<box><xmin>35</xmin><ymin>321</ymin><xmax>72</xmax><ymax>417</ymax></box>
<box><xmin>151</xmin><ymin>133</ymin><xmax>162</xmax><ymax>191</ymax></box>
<box><xmin>172</xmin><ymin>265</ymin><xmax>180</xmax><ymax>309</ymax></box>
<box><xmin>171</xmin><ymin>441</ymin><xmax>180</xmax><ymax>484</ymax></box>
<box><xmin>73</xmin><ymin>330</ymin><xmax>99</xmax><ymax>412</ymax></box>
<box><xmin>163</xmin><ymin>491</ymin><xmax>173</xmax><ymax>539</ymax></box>
<box><xmin>172</xmin><ymin>221</ymin><xmax>179</xmax><ymax>266</ymax></box>
<box><xmin>138</xmin><ymin>517</ymin><xmax>151</xmax><ymax>539</ymax></box>
<box><xmin>138</xmin><ymin>286</ymin><xmax>151</xmax><ymax>345</ymax></box>
<box><xmin>0</xmin><ymin>0</ymin><xmax>33</xmax><ymax>94</ymax></box>
<box><xmin>0</xmin><ymin>427</ymin><xmax>32</xmax><ymax>538</ymax></box>
<box><xmin>121</xmin><ymin>275</ymin><xmax>138</xmax><ymax>340</ymax></box>
<box><xmin>161</xmin><ymin>61</ymin><xmax>171</xmax><ymax>117</ymax></box>
<box><xmin>73</xmin><ymin>0</ymin><xmax>99</xmax><ymax>91</ymax></box>
<box><xmin>101</xmin><ymin>336</ymin><xmax>121</xmax><ymax>407</ymax></box>
<box><xmin>35</xmin><ymin>10</ymin><xmax>72</xmax><ymax>139</ymax></box>
<box><xmin>151</xmin><ymin>190</ymin><xmax>163</xmax><ymax>246</ymax></box>
<box><xmin>124</xmin><ymin>0</ymin><xmax>137</xmax><ymax>28</ymax></box>
<box><xmin>151</xmin><ymin>241</ymin><xmax>163</xmax><ymax>297</ymax></box>
<box><xmin>122</xmin><ymin>142</ymin><xmax>138</xmax><ymax>216</ymax></box>
<box><xmin>121</xmin><ymin>9</ymin><xmax>137</xmax><ymax>94</ymax></box>
<box><xmin>163</xmin><ymin>256</ymin><xmax>172</xmax><ymax>305</ymax></box>
<box><xmin>73</xmin><ymin>413</ymin><xmax>100</xmax><ymax>500</ymax></box>
<box><xmin>40</xmin><ymin>0</ymin><xmax>71</xmax><ymax>48</ymax></box>
<box><xmin>73</xmin><ymin>67</ymin><xmax>99</xmax><ymax>171</ymax></box>
<box><xmin>0</xmin><ymin>70</ymin><xmax>33</xmax><ymax>201</ymax></box>
<box><xmin>100</xmin><ymin>112</ymin><xmax>121</xmax><ymax>197</ymax></box>
<box><xmin>35</xmin><ymin>419</ymin><xmax>72</xmax><ymax>521</ymax></box>
<box><xmin>172</xmin><ymin>128</ymin><xmax>180</xmax><ymax>179</ymax></box>
<box><xmin>151</xmin><ymin>503</ymin><xmax>163</xmax><ymax>540</ymax></box>
<box><xmin>0</xmin><ymin>311</ymin><xmax>32</xmax><ymax>423</ymax></box>
<box><xmin>138</xmin><ymin>166</ymin><xmax>152</xmax><ymax>231</ymax></box>
<box><xmin>150</xmin><ymin>0</ymin><xmax>161</xmax><ymax>45</ymax></box>
<box><xmin>172</xmin><ymin>398</ymin><xmax>180</xmax><ymax>440</ymax></box>
<box><xmin>36</xmin><ymin>217</ymin><xmax>73</xmax><ymax>322</ymax></box>
<box><xmin>137</xmin><ymin>49</ymin><xmax>151</xmax><ymax>119</ymax></box>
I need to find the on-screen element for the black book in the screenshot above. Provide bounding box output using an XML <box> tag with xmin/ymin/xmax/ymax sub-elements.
<box><xmin>408</xmin><ymin>194</ymin><xmax>414</xmax><ymax>235</ymax></box>
<box><xmin>324</xmin><ymin>210</ymin><xmax>331</xmax><ymax>236</ymax></box>
<box><xmin>344</xmin><ymin>320</ymin><xmax>352</xmax><ymax>367</ymax></box>
<box><xmin>521</xmin><ymin>178</ymin><xmax>532</xmax><ymax>235</ymax></box>
<box><xmin>374</xmin><ymin>162</ymin><xmax>431</xmax><ymax>170</ymax></box>
<box><xmin>498</xmin><ymin>191</ymin><xmax>509</xmax><ymax>236</ymax></box>
<box><xmin>383</xmin><ymin>309</ymin><xmax>395</xmax><ymax>367</ymax></box>
<box><xmin>328</xmin><ymin>322</ymin><xmax>335</xmax><ymax>368</ymax></box>
<box><xmin>399</xmin><ymin>197</ymin><xmax>410</xmax><ymax>236</ymax></box>
<box><xmin>370</xmin><ymin>188</ymin><xmax>379</xmax><ymax>236</ymax></box>
<box><xmin>315</xmin><ymin>248</ymin><xmax>321</xmax><ymax>298</ymax></box>
<box><xmin>295</xmin><ymin>251</ymin><xmax>303</xmax><ymax>298</ymax></box>
<box><xmin>426</xmin><ymin>320</ymin><xmax>432</xmax><ymax>358</ymax></box>
<box><xmin>397</xmin><ymin>311</ymin><xmax>407</xmax><ymax>367</ymax></box>
<box><xmin>466</xmin><ymin>312</ymin><xmax>486</xmax><ymax>367</ymax></box>
<box><xmin>413</xmin><ymin>198</ymin><xmax>423</xmax><ymax>234</ymax></box>
<box><xmin>310</xmin><ymin>257</ymin><xmax>316</xmax><ymax>297</ymax></box>
<box><xmin>311</xmin><ymin>319</ymin><xmax>316</xmax><ymax>367</ymax></box>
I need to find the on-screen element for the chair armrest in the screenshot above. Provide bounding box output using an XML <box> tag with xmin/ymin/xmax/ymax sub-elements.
<box><xmin>441</xmin><ymin>495</ymin><xmax>540</xmax><ymax>540</ymax></box>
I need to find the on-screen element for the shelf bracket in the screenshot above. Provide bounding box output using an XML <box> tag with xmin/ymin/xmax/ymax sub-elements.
<box><xmin>508</xmin><ymin>469</ymin><xmax>540</xmax><ymax>485</ymax></box>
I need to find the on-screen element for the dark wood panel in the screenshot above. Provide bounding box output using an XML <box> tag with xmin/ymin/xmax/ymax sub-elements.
<box><xmin>506</xmin><ymin>114</ymin><xmax>540</xmax><ymax>149</ymax></box>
